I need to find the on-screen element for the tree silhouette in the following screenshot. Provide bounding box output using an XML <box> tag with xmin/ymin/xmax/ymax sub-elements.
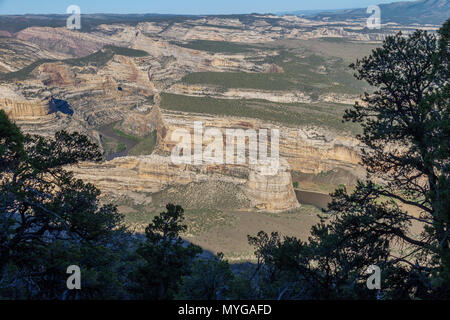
<box><xmin>0</xmin><ymin>110</ymin><xmax>131</xmax><ymax>299</ymax></box>
<box><xmin>246</xmin><ymin>20</ymin><xmax>449</xmax><ymax>299</ymax></box>
<box><xmin>133</xmin><ymin>204</ymin><xmax>202</xmax><ymax>300</ymax></box>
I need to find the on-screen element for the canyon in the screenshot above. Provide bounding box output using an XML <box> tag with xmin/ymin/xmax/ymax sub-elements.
<box><xmin>0</xmin><ymin>13</ymin><xmax>439</xmax><ymax>214</ymax></box>
<box><xmin>69</xmin><ymin>105</ymin><xmax>363</xmax><ymax>212</ymax></box>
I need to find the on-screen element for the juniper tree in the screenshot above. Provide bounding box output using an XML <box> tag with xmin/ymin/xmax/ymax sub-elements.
<box><xmin>133</xmin><ymin>204</ymin><xmax>202</xmax><ymax>300</ymax></box>
<box><xmin>0</xmin><ymin>110</ymin><xmax>132</xmax><ymax>299</ymax></box>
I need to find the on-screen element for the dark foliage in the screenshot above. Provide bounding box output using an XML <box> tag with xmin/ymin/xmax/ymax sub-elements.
<box><xmin>0</xmin><ymin>111</ymin><xmax>133</xmax><ymax>299</ymax></box>
<box><xmin>244</xmin><ymin>20</ymin><xmax>450</xmax><ymax>300</ymax></box>
<box><xmin>132</xmin><ymin>204</ymin><xmax>202</xmax><ymax>300</ymax></box>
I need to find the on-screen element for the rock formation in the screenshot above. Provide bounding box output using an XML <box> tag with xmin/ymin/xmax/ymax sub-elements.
<box><xmin>167</xmin><ymin>84</ymin><xmax>314</xmax><ymax>104</ymax></box>
<box><xmin>0</xmin><ymin>97</ymin><xmax>54</xmax><ymax>120</ymax></box>
<box><xmin>156</xmin><ymin>110</ymin><xmax>363</xmax><ymax>176</ymax></box>
<box><xmin>1</xmin><ymin>13</ymin><xmax>407</xmax><ymax>213</ymax></box>
<box><xmin>69</xmin><ymin>154</ymin><xmax>300</xmax><ymax>212</ymax></box>
<box><xmin>66</xmin><ymin>107</ymin><xmax>364</xmax><ymax>212</ymax></box>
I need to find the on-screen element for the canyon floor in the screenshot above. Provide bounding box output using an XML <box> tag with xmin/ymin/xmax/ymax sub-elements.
<box><xmin>120</xmin><ymin>201</ymin><xmax>323</xmax><ymax>262</ymax></box>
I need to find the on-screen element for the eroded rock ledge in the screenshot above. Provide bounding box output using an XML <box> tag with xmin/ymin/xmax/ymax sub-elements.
<box><xmin>0</xmin><ymin>97</ymin><xmax>54</xmax><ymax>120</ymax></box>
<box><xmin>69</xmin><ymin>154</ymin><xmax>300</xmax><ymax>213</ymax></box>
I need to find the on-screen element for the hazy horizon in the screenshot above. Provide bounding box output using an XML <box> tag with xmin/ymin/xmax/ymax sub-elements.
<box><xmin>0</xmin><ymin>0</ymin><xmax>418</xmax><ymax>15</ymax></box>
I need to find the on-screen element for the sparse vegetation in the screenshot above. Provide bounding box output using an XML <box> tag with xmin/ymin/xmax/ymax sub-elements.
<box><xmin>1</xmin><ymin>8</ymin><xmax>448</xmax><ymax>302</ymax></box>
<box><xmin>112</xmin><ymin>127</ymin><xmax>142</xmax><ymax>142</ymax></box>
<box><xmin>180</xmin><ymin>50</ymin><xmax>367</xmax><ymax>96</ymax></box>
<box><xmin>101</xmin><ymin>135</ymin><xmax>126</xmax><ymax>156</ymax></box>
<box><xmin>117</xmin><ymin>142</ymin><xmax>127</xmax><ymax>153</ymax></box>
<box><xmin>160</xmin><ymin>92</ymin><xmax>361</xmax><ymax>134</ymax></box>
<box><xmin>128</xmin><ymin>130</ymin><xmax>158</xmax><ymax>156</ymax></box>
<box><xmin>171</xmin><ymin>40</ymin><xmax>258</xmax><ymax>53</ymax></box>
<box><xmin>104</xmin><ymin>45</ymin><xmax>149</xmax><ymax>57</ymax></box>
<box><xmin>0</xmin><ymin>59</ymin><xmax>54</xmax><ymax>81</ymax></box>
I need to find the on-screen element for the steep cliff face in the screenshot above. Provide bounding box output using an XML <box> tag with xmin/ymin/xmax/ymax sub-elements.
<box><xmin>281</xmin><ymin>126</ymin><xmax>361</xmax><ymax>174</ymax></box>
<box><xmin>156</xmin><ymin>110</ymin><xmax>363</xmax><ymax>177</ymax></box>
<box><xmin>0</xmin><ymin>97</ymin><xmax>54</xmax><ymax>120</ymax></box>
<box><xmin>245</xmin><ymin>159</ymin><xmax>300</xmax><ymax>212</ymax></box>
<box><xmin>71</xmin><ymin>106</ymin><xmax>358</xmax><ymax>212</ymax></box>
<box><xmin>69</xmin><ymin>154</ymin><xmax>300</xmax><ymax>212</ymax></box>
<box><xmin>67</xmin><ymin>108</ymin><xmax>361</xmax><ymax>212</ymax></box>
<box><xmin>69</xmin><ymin>104</ymin><xmax>302</xmax><ymax>213</ymax></box>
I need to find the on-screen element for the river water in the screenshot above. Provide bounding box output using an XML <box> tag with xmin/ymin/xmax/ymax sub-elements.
<box><xmin>295</xmin><ymin>190</ymin><xmax>332</xmax><ymax>210</ymax></box>
<box><xmin>98</xmin><ymin>123</ymin><xmax>139</xmax><ymax>161</ymax></box>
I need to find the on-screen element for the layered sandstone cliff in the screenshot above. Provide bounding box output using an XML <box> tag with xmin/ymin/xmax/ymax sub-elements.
<box><xmin>157</xmin><ymin>110</ymin><xmax>363</xmax><ymax>176</ymax></box>
<box><xmin>66</xmin><ymin>107</ymin><xmax>361</xmax><ymax>212</ymax></box>
<box><xmin>15</xmin><ymin>27</ymin><xmax>119</xmax><ymax>57</ymax></box>
<box><xmin>167</xmin><ymin>84</ymin><xmax>314</xmax><ymax>104</ymax></box>
<box><xmin>69</xmin><ymin>154</ymin><xmax>300</xmax><ymax>212</ymax></box>
<box><xmin>0</xmin><ymin>97</ymin><xmax>54</xmax><ymax>120</ymax></box>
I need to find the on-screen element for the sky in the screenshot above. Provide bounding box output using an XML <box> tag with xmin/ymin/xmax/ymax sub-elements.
<box><xmin>0</xmin><ymin>0</ymin><xmax>417</xmax><ymax>15</ymax></box>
